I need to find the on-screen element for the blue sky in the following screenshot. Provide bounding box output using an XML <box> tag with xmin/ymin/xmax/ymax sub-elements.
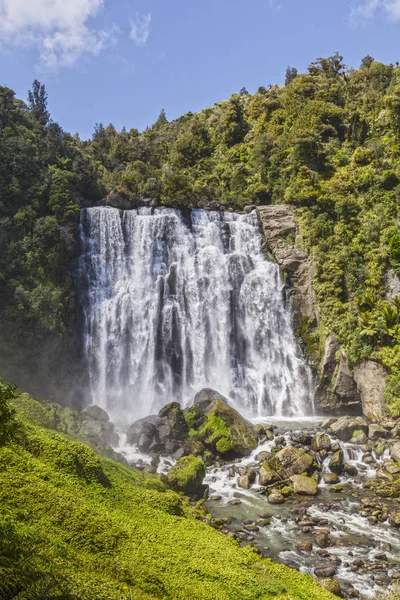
<box><xmin>1</xmin><ymin>0</ymin><xmax>399</xmax><ymax>139</ymax></box>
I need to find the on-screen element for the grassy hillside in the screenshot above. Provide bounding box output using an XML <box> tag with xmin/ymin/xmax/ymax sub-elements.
<box><xmin>0</xmin><ymin>381</ymin><xmax>336</xmax><ymax>600</ymax></box>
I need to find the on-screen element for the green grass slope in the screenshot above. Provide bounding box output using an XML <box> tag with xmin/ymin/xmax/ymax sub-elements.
<box><xmin>0</xmin><ymin>386</ymin><xmax>336</xmax><ymax>600</ymax></box>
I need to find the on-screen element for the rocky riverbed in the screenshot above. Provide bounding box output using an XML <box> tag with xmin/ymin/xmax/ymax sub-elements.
<box><xmin>111</xmin><ymin>391</ymin><xmax>400</xmax><ymax>599</ymax></box>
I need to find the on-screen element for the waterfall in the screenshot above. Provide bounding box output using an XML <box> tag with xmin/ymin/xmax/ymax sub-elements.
<box><xmin>78</xmin><ymin>206</ymin><xmax>314</xmax><ymax>421</ymax></box>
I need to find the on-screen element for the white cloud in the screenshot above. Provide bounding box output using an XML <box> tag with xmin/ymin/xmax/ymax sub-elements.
<box><xmin>0</xmin><ymin>0</ymin><xmax>116</xmax><ymax>68</ymax></box>
<box><xmin>351</xmin><ymin>0</ymin><xmax>400</xmax><ymax>21</ymax></box>
<box><xmin>130</xmin><ymin>13</ymin><xmax>151</xmax><ymax>47</ymax></box>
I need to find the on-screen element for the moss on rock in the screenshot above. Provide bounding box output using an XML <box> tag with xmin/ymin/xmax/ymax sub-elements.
<box><xmin>167</xmin><ymin>455</ymin><xmax>206</xmax><ymax>496</ymax></box>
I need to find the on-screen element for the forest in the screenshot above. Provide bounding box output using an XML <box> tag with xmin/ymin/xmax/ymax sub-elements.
<box><xmin>1</xmin><ymin>53</ymin><xmax>400</xmax><ymax>412</ymax></box>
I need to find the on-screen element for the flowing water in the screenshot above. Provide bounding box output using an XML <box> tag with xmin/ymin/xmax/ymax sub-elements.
<box><xmin>78</xmin><ymin>207</ymin><xmax>313</xmax><ymax>421</ymax></box>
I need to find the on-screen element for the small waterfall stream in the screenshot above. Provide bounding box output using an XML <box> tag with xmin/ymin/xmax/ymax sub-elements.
<box><xmin>78</xmin><ymin>207</ymin><xmax>313</xmax><ymax>420</ymax></box>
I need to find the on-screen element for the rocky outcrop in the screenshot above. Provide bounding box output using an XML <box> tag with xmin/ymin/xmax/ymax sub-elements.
<box><xmin>354</xmin><ymin>361</ymin><xmax>387</xmax><ymax>420</ymax></box>
<box><xmin>385</xmin><ymin>269</ymin><xmax>400</xmax><ymax>300</ymax></box>
<box><xmin>256</xmin><ymin>205</ymin><xmax>317</xmax><ymax>328</ymax></box>
<box><xmin>105</xmin><ymin>190</ymin><xmax>133</xmax><ymax>210</ymax></box>
<box><xmin>320</xmin><ymin>333</ymin><xmax>340</xmax><ymax>382</ymax></box>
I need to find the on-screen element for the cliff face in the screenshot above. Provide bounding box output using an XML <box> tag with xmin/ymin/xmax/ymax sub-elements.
<box><xmin>257</xmin><ymin>205</ymin><xmax>388</xmax><ymax>419</ymax></box>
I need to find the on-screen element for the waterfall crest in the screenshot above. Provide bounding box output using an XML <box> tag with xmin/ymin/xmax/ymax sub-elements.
<box><xmin>79</xmin><ymin>207</ymin><xmax>314</xmax><ymax>420</ymax></box>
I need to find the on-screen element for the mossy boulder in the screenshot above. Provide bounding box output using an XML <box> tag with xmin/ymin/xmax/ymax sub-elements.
<box><xmin>329</xmin><ymin>416</ymin><xmax>368</xmax><ymax>442</ymax></box>
<box><xmin>329</xmin><ymin>450</ymin><xmax>344</xmax><ymax>474</ymax></box>
<box><xmin>167</xmin><ymin>455</ymin><xmax>206</xmax><ymax>497</ymax></box>
<box><xmin>319</xmin><ymin>579</ymin><xmax>342</xmax><ymax>597</ymax></box>
<box><xmin>268</xmin><ymin>446</ymin><xmax>313</xmax><ymax>478</ymax></box>
<box><xmin>290</xmin><ymin>474</ymin><xmax>318</xmax><ymax>496</ymax></box>
<box><xmin>349</xmin><ymin>429</ymin><xmax>367</xmax><ymax>445</ymax></box>
<box><xmin>311</xmin><ymin>434</ymin><xmax>331</xmax><ymax>452</ymax></box>
<box><xmin>259</xmin><ymin>463</ymin><xmax>281</xmax><ymax>486</ymax></box>
<box><xmin>203</xmin><ymin>397</ymin><xmax>257</xmax><ymax>457</ymax></box>
<box><xmin>322</xmin><ymin>473</ymin><xmax>340</xmax><ymax>485</ymax></box>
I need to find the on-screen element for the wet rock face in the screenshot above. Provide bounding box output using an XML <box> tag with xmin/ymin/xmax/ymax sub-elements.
<box><xmin>353</xmin><ymin>361</ymin><xmax>387</xmax><ymax>420</ymax></box>
<box><xmin>333</xmin><ymin>354</ymin><xmax>360</xmax><ymax>405</ymax></box>
<box><xmin>256</xmin><ymin>205</ymin><xmax>317</xmax><ymax>328</ymax></box>
<box><xmin>320</xmin><ymin>333</ymin><xmax>340</xmax><ymax>381</ymax></box>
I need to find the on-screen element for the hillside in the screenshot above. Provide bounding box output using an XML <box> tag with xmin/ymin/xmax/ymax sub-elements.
<box><xmin>0</xmin><ymin>380</ymin><xmax>337</xmax><ymax>600</ymax></box>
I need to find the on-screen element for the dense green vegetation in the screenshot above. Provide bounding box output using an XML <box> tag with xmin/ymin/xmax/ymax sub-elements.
<box><xmin>0</xmin><ymin>380</ymin><xmax>336</xmax><ymax>599</ymax></box>
<box><xmin>1</xmin><ymin>53</ymin><xmax>400</xmax><ymax>412</ymax></box>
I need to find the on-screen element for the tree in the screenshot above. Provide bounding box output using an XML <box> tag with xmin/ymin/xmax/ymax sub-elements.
<box><xmin>28</xmin><ymin>80</ymin><xmax>49</xmax><ymax>127</ymax></box>
<box><xmin>154</xmin><ymin>108</ymin><xmax>168</xmax><ymax>128</ymax></box>
<box><xmin>361</xmin><ymin>55</ymin><xmax>375</xmax><ymax>69</ymax></box>
<box><xmin>308</xmin><ymin>53</ymin><xmax>345</xmax><ymax>78</ymax></box>
<box><xmin>239</xmin><ymin>87</ymin><xmax>249</xmax><ymax>96</ymax></box>
<box><xmin>285</xmin><ymin>67</ymin><xmax>298</xmax><ymax>86</ymax></box>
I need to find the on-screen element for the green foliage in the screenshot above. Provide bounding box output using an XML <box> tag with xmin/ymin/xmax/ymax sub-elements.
<box><xmin>198</xmin><ymin>413</ymin><xmax>233</xmax><ymax>455</ymax></box>
<box><xmin>167</xmin><ymin>455</ymin><xmax>206</xmax><ymax>495</ymax></box>
<box><xmin>0</xmin><ymin>380</ymin><xmax>18</xmax><ymax>445</ymax></box>
<box><xmin>0</xmin><ymin>393</ymin><xmax>336</xmax><ymax>600</ymax></box>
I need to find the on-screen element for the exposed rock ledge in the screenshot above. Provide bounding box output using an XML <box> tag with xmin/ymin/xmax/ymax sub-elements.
<box><xmin>256</xmin><ymin>205</ymin><xmax>317</xmax><ymax>329</ymax></box>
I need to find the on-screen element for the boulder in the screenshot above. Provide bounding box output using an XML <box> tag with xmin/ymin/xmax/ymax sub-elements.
<box><xmin>268</xmin><ymin>492</ymin><xmax>285</xmax><ymax>504</ymax></box>
<box><xmin>343</xmin><ymin>464</ymin><xmax>358</xmax><ymax>477</ymax></box>
<box><xmin>319</xmin><ymin>579</ymin><xmax>342</xmax><ymax>596</ymax></box>
<box><xmin>329</xmin><ymin>450</ymin><xmax>344</xmax><ymax>474</ymax></box>
<box><xmin>323</xmin><ymin>473</ymin><xmax>340</xmax><ymax>485</ymax></box>
<box><xmin>194</xmin><ymin>388</ymin><xmax>229</xmax><ymax>411</ymax></box>
<box><xmin>389</xmin><ymin>511</ymin><xmax>400</xmax><ymax>527</ymax></box>
<box><xmin>157</xmin><ymin>402</ymin><xmax>188</xmax><ymax>442</ymax></box>
<box><xmin>167</xmin><ymin>455</ymin><xmax>206</xmax><ymax>497</ymax></box>
<box><xmin>349</xmin><ymin>430</ymin><xmax>367</xmax><ymax>445</ymax></box>
<box><xmin>321</xmin><ymin>417</ymin><xmax>337</xmax><ymax>430</ymax></box>
<box><xmin>204</xmin><ymin>397</ymin><xmax>257</xmax><ymax>456</ymax></box>
<box><xmin>81</xmin><ymin>405</ymin><xmax>110</xmax><ymax>423</ymax></box>
<box><xmin>314</xmin><ymin>567</ymin><xmax>336</xmax><ymax>578</ymax></box>
<box><xmin>391</xmin><ymin>441</ymin><xmax>400</xmax><ymax>462</ymax></box>
<box><xmin>329</xmin><ymin>416</ymin><xmax>368</xmax><ymax>442</ymax></box>
<box><xmin>268</xmin><ymin>446</ymin><xmax>313</xmax><ymax>478</ymax></box>
<box><xmin>290</xmin><ymin>474</ymin><xmax>318</xmax><ymax>496</ymax></box>
<box><xmin>259</xmin><ymin>463</ymin><xmax>280</xmax><ymax>486</ymax></box>
<box><xmin>353</xmin><ymin>361</ymin><xmax>387</xmax><ymax>420</ymax></box>
<box><xmin>237</xmin><ymin>468</ymin><xmax>257</xmax><ymax>489</ymax></box>
<box><xmin>311</xmin><ymin>434</ymin><xmax>331</xmax><ymax>452</ymax></box>
<box><xmin>126</xmin><ymin>419</ymin><xmax>159</xmax><ymax>450</ymax></box>
<box><xmin>368</xmin><ymin>424</ymin><xmax>390</xmax><ymax>440</ymax></box>
<box><xmin>79</xmin><ymin>419</ymin><xmax>119</xmax><ymax>448</ymax></box>
<box><xmin>297</xmin><ymin>540</ymin><xmax>313</xmax><ymax>552</ymax></box>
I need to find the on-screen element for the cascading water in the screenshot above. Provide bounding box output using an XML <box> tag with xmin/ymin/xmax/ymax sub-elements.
<box><xmin>78</xmin><ymin>206</ymin><xmax>314</xmax><ymax>421</ymax></box>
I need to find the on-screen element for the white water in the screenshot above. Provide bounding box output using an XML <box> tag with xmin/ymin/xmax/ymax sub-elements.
<box><xmin>79</xmin><ymin>207</ymin><xmax>314</xmax><ymax>421</ymax></box>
